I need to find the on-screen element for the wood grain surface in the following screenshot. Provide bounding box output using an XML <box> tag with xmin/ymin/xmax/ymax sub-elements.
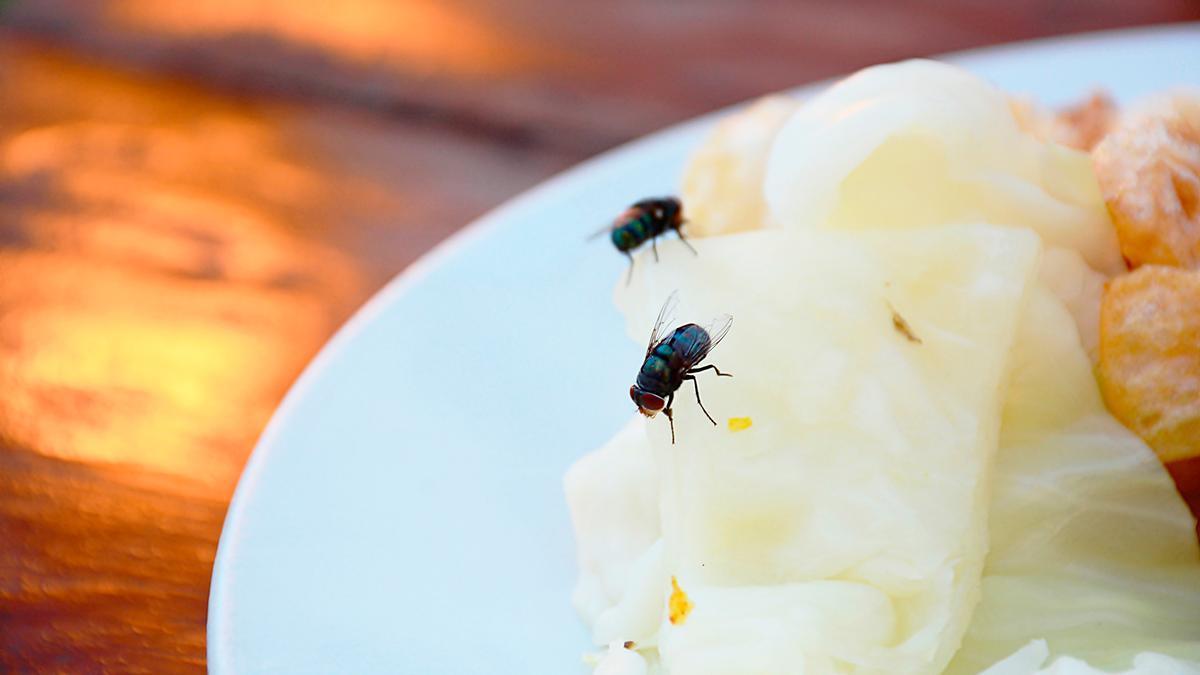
<box><xmin>1</xmin><ymin>2</ymin><xmax>1198</xmax><ymax>672</ymax></box>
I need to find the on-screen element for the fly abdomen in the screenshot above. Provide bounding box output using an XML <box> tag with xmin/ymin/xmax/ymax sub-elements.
<box><xmin>666</xmin><ymin>324</ymin><xmax>711</xmax><ymax>358</ymax></box>
<box><xmin>611</xmin><ymin>225</ymin><xmax>641</xmax><ymax>252</ymax></box>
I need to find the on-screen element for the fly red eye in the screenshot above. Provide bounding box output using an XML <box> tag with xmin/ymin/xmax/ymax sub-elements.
<box><xmin>631</xmin><ymin>386</ymin><xmax>665</xmax><ymax>414</ymax></box>
<box><xmin>639</xmin><ymin>393</ymin><xmax>666</xmax><ymax>412</ymax></box>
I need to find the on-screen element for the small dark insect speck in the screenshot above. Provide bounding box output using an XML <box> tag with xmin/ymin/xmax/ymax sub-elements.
<box><xmin>890</xmin><ymin>304</ymin><xmax>922</xmax><ymax>344</ymax></box>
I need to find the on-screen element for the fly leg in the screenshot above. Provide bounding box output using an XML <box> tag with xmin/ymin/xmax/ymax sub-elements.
<box><xmin>687</xmin><ymin>364</ymin><xmax>733</xmax><ymax>378</ymax></box>
<box><xmin>651</xmin><ymin>235</ymin><xmax>660</xmax><ymax>262</ymax></box>
<box><xmin>683</xmin><ymin>363</ymin><xmax>733</xmax><ymax>428</ymax></box>
<box><xmin>677</xmin><ymin>229</ymin><xmax>699</xmax><ymax>256</ymax></box>
<box><xmin>664</xmin><ymin>392</ymin><xmax>676</xmax><ymax>444</ymax></box>
<box><xmin>625</xmin><ymin>252</ymin><xmax>635</xmax><ymax>286</ymax></box>
<box><xmin>683</xmin><ymin>375</ymin><xmax>717</xmax><ymax>426</ymax></box>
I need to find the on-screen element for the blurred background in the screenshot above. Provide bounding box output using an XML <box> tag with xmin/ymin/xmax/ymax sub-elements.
<box><xmin>1</xmin><ymin>1</ymin><xmax>1198</xmax><ymax>671</ymax></box>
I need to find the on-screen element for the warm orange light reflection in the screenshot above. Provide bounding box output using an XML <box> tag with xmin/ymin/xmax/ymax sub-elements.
<box><xmin>1</xmin><ymin>254</ymin><xmax>328</xmax><ymax>483</ymax></box>
<box><xmin>0</xmin><ymin>40</ymin><xmax>393</xmax><ymax>671</ymax></box>
<box><xmin>1</xmin><ymin>44</ymin><xmax>368</xmax><ymax>489</ymax></box>
<box><xmin>109</xmin><ymin>0</ymin><xmax>545</xmax><ymax>75</ymax></box>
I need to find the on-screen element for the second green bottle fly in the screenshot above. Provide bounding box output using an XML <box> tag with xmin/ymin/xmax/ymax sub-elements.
<box><xmin>592</xmin><ymin>197</ymin><xmax>697</xmax><ymax>283</ymax></box>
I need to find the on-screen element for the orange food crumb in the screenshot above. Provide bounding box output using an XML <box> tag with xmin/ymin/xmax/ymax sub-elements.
<box><xmin>668</xmin><ymin>575</ymin><xmax>693</xmax><ymax>625</ymax></box>
<box><xmin>727</xmin><ymin>417</ymin><xmax>753</xmax><ymax>432</ymax></box>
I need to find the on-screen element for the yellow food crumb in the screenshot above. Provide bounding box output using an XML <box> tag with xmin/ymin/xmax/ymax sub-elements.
<box><xmin>728</xmin><ymin>416</ymin><xmax>753</xmax><ymax>432</ymax></box>
<box><xmin>668</xmin><ymin>575</ymin><xmax>693</xmax><ymax>625</ymax></box>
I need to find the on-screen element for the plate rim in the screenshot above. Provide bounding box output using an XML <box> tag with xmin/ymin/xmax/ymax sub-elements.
<box><xmin>206</xmin><ymin>21</ymin><xmax>1200</xmax><ymax>673</ymax></box>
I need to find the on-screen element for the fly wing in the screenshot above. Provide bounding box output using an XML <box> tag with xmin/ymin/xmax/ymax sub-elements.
<box><xmin>646</xmin><ymin>290</ymin><xmax>680</xmax><ymax>356</ymax></box>
<box><xmin>680</xmin><ymin>313</ymin><xmax>733</xmax><ymax>367</ymax></box>
<box><xmin>586</xmin><ymin>223</ymin><xmax>615</xmax><ymax>241</ymax></box>
<box><xmin>587</xmin><ymin>204</ymin><xmax>641</xmax><ymax>241</ymax></box>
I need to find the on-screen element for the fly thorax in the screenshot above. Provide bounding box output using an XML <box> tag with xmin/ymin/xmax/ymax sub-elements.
<box><xmin>638</xmin><ymin>354</ymin><xmax>673</xmax><ymax>387</ymax></box>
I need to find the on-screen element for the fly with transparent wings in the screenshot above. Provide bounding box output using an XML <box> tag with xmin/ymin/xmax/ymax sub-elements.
<box><xmin>629</xmin><ymin>291</ymin><xmax>734</xmax><ymax>443</ymax></box>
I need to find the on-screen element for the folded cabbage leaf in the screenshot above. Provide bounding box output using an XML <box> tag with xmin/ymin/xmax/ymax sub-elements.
<box><xmin>944</xmin><ymin>288</ymin><xmax>1200</xmax><ymax>673</ymax></box>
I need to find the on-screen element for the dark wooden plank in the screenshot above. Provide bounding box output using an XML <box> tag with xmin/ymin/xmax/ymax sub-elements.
<box><xmin>0</xmin><ymin>445</ymin><xmax>220</xmax><ymax>674</ymax></box>
<box><xmin>5</xmin><ymin>1</ymin><xmax>1199</xmax><ymax>157</ymax></box>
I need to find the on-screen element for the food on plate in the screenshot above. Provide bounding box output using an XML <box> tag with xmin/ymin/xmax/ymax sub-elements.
<box><xmin>761</xmin><ymin>62</ymin><xmax>1122</xmax><ymax>272</ymax></box>
<box><xmin>620</xmin><ymin>224</ymin><xmax>1040</xmax><ymax>675</ymax></box>
<box><xmin>1010</xmin><ymin>91</ymin><xmax>1117</xmax><ymax>151</ymax></box>
<box><xmin>569</xmin><ymin>59</ymin><xmax>1200</xmax><ymax>675</ymax></box>
<box><xmin>948</xmin><ymin>285</ymin><xmax>1200</xmax><ymax>673</ymax></box>
<box><xmin>592</xmin><ymin>642</ymin><xmax>650</xmax><ymax>675</ymax></box>
<box><xmin>667</xmin><ymin>576</ymin><xmax>692</xmax><ymax>626</ymax></box>
<box><xmin>1093</xmin><ymin>93</ymin><xmax>1200</xmax><ymax>268</ymax></box>
<box><xmin>727</xmin><ymin>416</ymin><xmax>752</xmax><ymax>432</ymax></box>
<box><xmin>681</xmin><ymin>96</ymin><xmax>797</xmax><ymax>238</ymax></box>
<box><xmin>1099</xmin><ymin>265</ymin><xmax>1200</xmax><ymax>463</ymax></box>
<box><xmin>978</xmin><ymin>640</ymin><xmax>1199</xmax><ymax>675</ymax></box>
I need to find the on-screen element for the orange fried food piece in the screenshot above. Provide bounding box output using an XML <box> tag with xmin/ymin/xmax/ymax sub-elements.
<box><xmin>1099</xmin><ymin>265</ymin><xmax>1200</xmax><ymax>463</ymax></box>
<box><xmin>1055</xmin><ymin>91</ymin><xmax>1118</xmax><ymax>151</ymax></box>
<box><xmin>1009</xmin><ymin>91</ymin><xmax>1116</xmax><ymax>151</ymax></box>
<box><xmin>1093</xmin><ymin>94</ymin><xmax>1200</xmax><ymax>268</ymax></box>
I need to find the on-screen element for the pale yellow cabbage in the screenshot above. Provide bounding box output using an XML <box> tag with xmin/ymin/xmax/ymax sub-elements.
<box><xmin>681</xmin><ymin>96</ymin><xmax>797</xmax><ymax>237</ymax></box>
<box><xmin>980</xmin><ymin>641</ymin><xmax>1200</xmax><ymax>675</ymax></box>
<box><xmin>576</xmin><ymin>224</ymin><xmax>1041</xmax><ymax>675</ymax></box>
<box><xmin>944</xmin><ymin>288</ymin><xmax>1200</xmax><ymax>674</ymax></box>
<box><xmin>1034</xmin><ymin>247</ymin><xmax>1105</xmax><ymax>362</ymax></box>
<box><xmin>566</xmin><ymin>420</ymin><xmax>665</xmax><ymax>644</ymax></box>
<box><xmin>567</xmin><ymin>59</ymin><xmax>1200</xmax><ymax>675</ymax></box>
<box><xmin>759</xmin><ymin>60</ymin><xmax>1123</xmax><ymax>276</ymax></box>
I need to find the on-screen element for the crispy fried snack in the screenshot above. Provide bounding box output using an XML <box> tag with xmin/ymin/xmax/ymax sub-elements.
<box><xmin>1099</xmin><ymin>265</ymin><xmax>1200</xmax><ymax>463</ymax></box>
<box><xmin>1009</xmin><ymin>91</ymin><xmax>1116</xmax><ymax>151</ymax></box>
<box><xmin>1093</xmin><ymin>94</ymin><xmax>1200</xmax><ymax>269</ymax></box>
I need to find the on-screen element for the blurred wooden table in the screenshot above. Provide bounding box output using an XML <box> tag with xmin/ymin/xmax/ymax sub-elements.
<box><xmin>1</xmin><ymin>1</ymin><xmax>1198</xmax><ymax>672</ymax></box>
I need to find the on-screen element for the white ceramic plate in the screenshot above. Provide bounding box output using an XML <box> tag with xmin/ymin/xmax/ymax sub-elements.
<box><xmin>208</xmin><ymin>25</ymin><xmax>1200</xmax><ymax>674</ymax></box>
